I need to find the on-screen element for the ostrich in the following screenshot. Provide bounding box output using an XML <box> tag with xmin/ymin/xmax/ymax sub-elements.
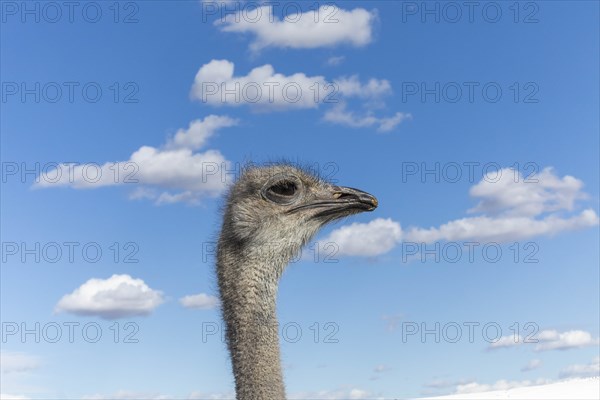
<box><xmin>216</xmin><ymin>164</ymin><xmax>378</xmax><ymax>399</ymax></box>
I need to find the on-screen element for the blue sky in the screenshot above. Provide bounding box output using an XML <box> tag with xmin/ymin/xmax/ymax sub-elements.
<box><xmin>1</xmin><ymin>1</ymin><xmax>599</xmax><ymax>398</ymax></box>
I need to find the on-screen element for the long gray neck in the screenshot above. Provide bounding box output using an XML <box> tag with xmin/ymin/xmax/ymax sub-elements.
<box><xmin>217</xmin><ymin>239</ymin><xmax>293</xmax><ymax>400</ymax></box>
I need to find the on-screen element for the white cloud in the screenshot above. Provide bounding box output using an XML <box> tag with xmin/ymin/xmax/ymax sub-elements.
<box><xmin>35</xmin><ymin>115</ymin><xmax>238</xmax><ymax>204</ymax></box>
<box><xmin>468</xmin><ymin>167</ymin><xmax>587</xmax><ymax>217</ymax></box>
<box><xmin>216</xmin><ymin>5</ymin><xmax>376</xmax><ymax>51</ymax></box>
<box><xmin>192</xmin><ymin>60</ymin><xmax>394</xmax><ymax>109</ymax></box>
<box><xmin>405</xmin><ymin>168</ymin><xmax>599</xmax><ymax>243</ymax></box>
<box><xmin>179</xmin><ymin>293</ymin><xmax>220</xmax><ymax>310</ymax></box>
<box><xmin>166</xmin><ymin>115</ymin><xmax>238</xmax><ymax>150</ymax></box>
<box><xmin>0</xmin><ymin>352</ymin><xmax>40</xmax><ymax>374</ymax></box>
<box><xmin>487</xmin><ymin>329</ymin><xmax>599</xmax><ymax>352</ymax></box>
<box><xmin>488</xmin><ymin>334</ymin><xmax>523</xmax><ymax>349</ymax></box>
<box><xmin>55</xmin><ymin>274</ymin><xmax>164</xmax><ymax>319</ymax></box>
<box><xmin>323</xmin><ymin>102</ymin><xmax>411</xmax><ymax>132</ymax></box>
<box><xmin>325</xmin><ymin>167</ymin><xmax>596</xmax><ymax>259</ymax></box>
<box><xmin>405</xmin><ymin>210</ymin><xmax>598</xmax><ymax>243</ymax></box>
<box><xmin>559</xmin><ymin>357</ymin><xmax>600</xmax><ymax>378</ymax></box>
<box><xmin>348</xmin><ymin>389</ymin><xmax>371</xmax><ymax>399</ymax></box>
<box><xmin>320</xmin><ymin>218</ymin><xmax>402</xmax><ymax>257</ymax></box>
<box><xmin>373</xmin><ymin>364</ymin><xmax>391</xmax><ymax>373</ymax></box>
<box><xmin>84</xmin><ymin>391</ymin><xmax>235</xmax><ymax>400</ymax></box>
<box><xmin>191</xmin><ymin>60</ymin><xmax>408</xmax><ymax>131</ymax></box>
<box><xmin>188</xmin><ymin>392</ymin><xmax>234</xmax><ymax>400</ymax></box>
<box><xmin>0</xmin><ymin>394</ymin><xmax>30</xmax><ymax>400</ymax></box>
<box><xmin>333</xmin><ymin>75</ymin><xmax>392</xmax><ymax>99</ymax></box>
<box><xmin>521</xmin><ymin>359</ymin><xmax>542</xmax><ymax>372</ymax></box>
<box><xmin>289</xmin><ymin>387</ymin><xmax>372</xmax><ymax>400</ymax></box>
<box><xmin>82</xmin><ymin>391</ymin><xmax>173</xmax><ymax>400</ymax></box>
<box><xmin>424</xmin><ymin>378</ymin><xmax>472</xmax><ymax>390</ymax></box>
<box><xmin>326</xmin><ymin>56</ymin><xmax>345</xmax><ymax>66</ymax></box>
<box><xmin>534</xmin><ymin>330</ymin><xmax>600</xmax><ymax>351</ymax></box>
<box><xmin>420</xmin><ymin>377</ymin><xmax>600</xmax><ymax>399</ymax></box>
<box><xmin>454</xmin><ymin>378</ymin><xmax>553</xmax><ymax>395</ymax></box>
<box><xmin>191</xmin><ymin>59</ymin><xmax>326</xmax><ymax>110</ymax></box>
<box><xmin>382</xmin><ymin>313</ymin><xmax>403</xmax><ymax>332</ymax></box>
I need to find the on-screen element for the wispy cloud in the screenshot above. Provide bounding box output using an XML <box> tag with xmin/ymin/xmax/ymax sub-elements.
<box><xmin>179</xmin><ymin>293</ymin><xmax>220</xmax><ymax>310</ymax></box>
<box><xmin>452</xmin><ymin>378</ymin><xmax>553</xmax><ymax>395</ymax></box>
<box><xmin>488</xmin><ymin>329</ymin><xmax>599</xmax><ymax>352</ymax></box>
<box><xmin>521</xmin><ymin>359</ymin><xmax>542</xmax><ymax>372</ymax></box>
<box><xmin>0</xmin><ymin>352</ymin><xmax>40</xmax><ymax>374</ymax></box>
<box><xmin>323</xmin><ymin>102</ymin><xmax>411</xmax><ymax>132</ymax></box>
<box><xmin>82</xmin><ymin>391</ymin><xmax>174</xmax><ymax>400</ymax></box>
<box><xmin>0</xmin><ymin>394</ymin><xmax>31</xmax><ymax>400</ymax></box>
<box><xmin>382</xmin><ymin>313</ymin><xmax>403</xmax><ymax>332</ymax></box>
<box><xmin>559</xmin><ymin>357</ymin><xmax>600</xmax><ymax>378</ymax></box>
<box><xmin>289</xmin><ymin>387</ymin><xmax>372</xmax><ymax>400</ymax></box>
<box><xmin>326</xmin><ymin>56</ymin><xmax>346</xmax><ymax>66</ymax></box>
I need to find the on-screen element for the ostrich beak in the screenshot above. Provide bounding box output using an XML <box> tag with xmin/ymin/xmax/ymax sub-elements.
<box><xmin>330</xmin><ymin>186</ymin><xmax>378</xmax><ymax>211</ymax></box>
<box><xmin>287</xmin><ymin>185</ymin><xmax>378</xmax><ymax>219</ymax></box>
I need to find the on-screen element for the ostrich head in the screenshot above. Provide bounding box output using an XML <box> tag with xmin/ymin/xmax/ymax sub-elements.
<box><xmin>220</xmin><ymin>163</ymin><xmax>378</xmax><ymax>257</ymax></box>
<box><xmin>216</xmin><ymin>163</ymin><xmax>377</xmax><ymax>400</ymax></box>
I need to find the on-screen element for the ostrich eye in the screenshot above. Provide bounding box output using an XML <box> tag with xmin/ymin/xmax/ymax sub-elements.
<box><xmin>269</xmin><ymin>181</ymin><xmax>297</xmax><ymax>196</ymax></box>
<box><xmin>261</xmin><ymin>175</ymin><xmax>302</xmax><ymax>205</ymax></box>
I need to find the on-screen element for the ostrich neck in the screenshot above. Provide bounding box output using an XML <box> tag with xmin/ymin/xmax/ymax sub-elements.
<box><xmin>217</xmin><ymin>243</ymin><xmax>293</xmax><ymax>400</ymax></box>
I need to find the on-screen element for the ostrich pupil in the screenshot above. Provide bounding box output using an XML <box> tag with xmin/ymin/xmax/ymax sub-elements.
<box><xmin>271</xmin><ymin>181</ymin><xmax>296</xmax><ymax>196</ymax></box>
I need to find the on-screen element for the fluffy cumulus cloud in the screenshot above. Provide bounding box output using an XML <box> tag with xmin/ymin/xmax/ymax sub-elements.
<box><xmin>35</xmin><ymin>115</ymin><xmax>238</xmax><ymax>204</ymax></box>
<box><xmin>320</xmin><ymin>218</ymin><xmax>402</xmax><ymax>257</ymax></box>
<box><xmin>487</xmin><ymin>333</ymin><xmax>524</xmax><ymax>350</ymax></box>
<box><xmin>534</xmin><ymin>329</ymin><xmax>600</xmax><ymax>351</ymax></box>
<box><xmin>325</xmin><ymin>167</ymin><xmax>597</xmax><ymax>258</ymax></box>
<box><xmin>468</xmin><ymin>167</ymin><xmax>588</xmax><ymax>217</ymax></box>
<box><xmin>191</xmin><ymin>60</ymin><xmax>409</xmax><ymax>131</ymax></box>
<box><xmin>191</xmin><ymin>59</ymin><xmax>326</xmax><ymax>110</ymax></box>
<box><xmin>179</xmin><ymin>293</ymin><xmax>220</xmax><ymax>310</ymax></box>
<box><xmin>216</xmin><ymin>5</ymin><xmax>376</xmax><ymax>51</ymax></box>
<box><xmin>405</xmin><ymin>168</ymin><xmax>599</xmax><ymax>243</ymax></box>
<box><xmin>488</xmin><ymin>329</ymin><xmax>599</xmax><ymax>352</ymax></box>
<box><xmin>55</xmin><ymin>274</ymin><xmax>164</xmax><ymax>319</ymax></box>
<box><xmin>166</xmin><ymin>114</ymin><xmax>238</xmax><ymax>150</ymax></box>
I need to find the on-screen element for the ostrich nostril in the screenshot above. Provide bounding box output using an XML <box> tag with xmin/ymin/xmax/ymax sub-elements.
<box><xmin>333</xmin><ymin>192</ymin><xmax>354</xmax><ymax>200</ymax></box>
